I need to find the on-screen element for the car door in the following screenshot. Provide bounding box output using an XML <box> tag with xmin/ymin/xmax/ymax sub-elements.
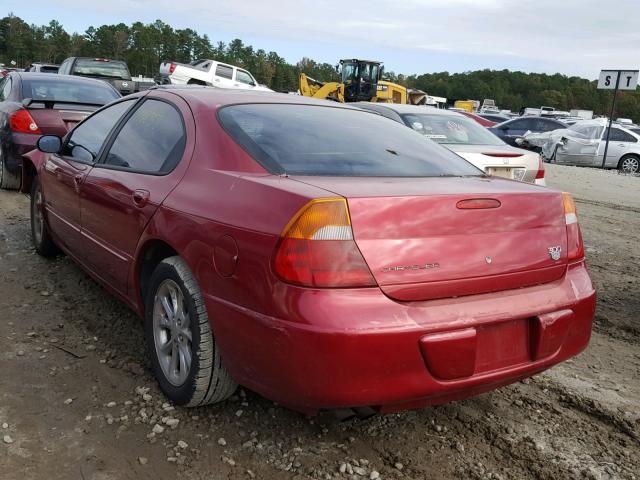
<box><xmin>213</xmin><ymin>64</ymin><xmax>235</xmax><ymax>88</ymax></box>
<box><xmin>595</xmin><ymin>127</ymin><xmax>637</xmax><ymax>167</ymax></box>
<box><xmin>234</xmin><ymin>69</ymin><xmax>257</xmax><ymax>89</ymax></box>
<box><xmin>41</xmin><ymin>99</ymin><xmax>137</xmax><ymax>255</ymax></box>
<box><xmin>555</xmin><ymin>124</ymin><xmax>601</xmax><ymax>166</ymax></box>
<box><xmin>79</xmin><ymin>93</ymin><xmax>194</xmax><ymax>295</ymax></box>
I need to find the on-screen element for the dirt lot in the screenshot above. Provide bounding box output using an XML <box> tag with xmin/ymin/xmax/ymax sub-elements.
<box><xmin>1</xmin><ymin>164</ymin><xmax>638</xmax><ymax>480</ymax></box>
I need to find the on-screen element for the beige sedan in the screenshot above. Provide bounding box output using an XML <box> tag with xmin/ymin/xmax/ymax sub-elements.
<box><xmin>357</xmin><ymin>103</ymin><xmax>545</xmax><ymax>185</ymax></box>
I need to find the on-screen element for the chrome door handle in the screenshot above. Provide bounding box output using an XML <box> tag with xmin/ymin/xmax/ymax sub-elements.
<box><xmin>132</xmin><ymin>189</ymin><xmax>150</xmax><ymax>207</ymax></box>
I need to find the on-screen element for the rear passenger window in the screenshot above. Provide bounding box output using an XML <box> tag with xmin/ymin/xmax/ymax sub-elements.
<box><xmin>215</xmin><ymin>65</ymin><xmax>233</xmax><ymax>79</ymax></box>
<box><xmin>103</xmin><ymin>99</ymin><xmax>185</xmax><ymax>174</ymax></box>
<box><xmin>608</xmin><ymin>128</ymin><xmax>637</xmax><ymax>143</ymax></box>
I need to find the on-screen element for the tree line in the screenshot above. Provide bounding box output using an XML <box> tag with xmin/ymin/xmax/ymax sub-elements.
<box><xmin>1</xmin><ymin>13</ymin><xmax>638</xmax><ymax>120</ymax></box>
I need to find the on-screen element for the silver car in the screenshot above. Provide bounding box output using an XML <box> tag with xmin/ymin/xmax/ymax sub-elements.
<box><xmin>551</xmin><ymin>120</ymin><xmax>640</xmax><ymax>173</ymax></box>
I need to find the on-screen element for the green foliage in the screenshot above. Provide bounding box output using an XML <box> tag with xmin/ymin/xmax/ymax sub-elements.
<box><xmin>405</xmin><ymin>69</ymin><xmax>639</xmax><ymax>120</ymax></box>
<box><xmin>0</xmin><ymin>14</ymin><xmax>637</xmax><ymax>120</ymax></box>
<box><xmin>0</xmin><ymin>13</ymin><xmax>338</xmax><ymax>93</ymax></box>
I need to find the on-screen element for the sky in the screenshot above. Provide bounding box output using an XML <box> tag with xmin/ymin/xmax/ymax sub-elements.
<box><xmin>5</xmin><ymin>0</ymin><xmax>640</xmax><ymax>80</ymax></box>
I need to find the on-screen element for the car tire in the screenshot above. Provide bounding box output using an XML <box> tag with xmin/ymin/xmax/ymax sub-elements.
<box><xmin>0</xmin><ymin>148</ymin><xmax>21</xmax><ymax>190</ymax></box>
<box><xmin>618</xmin><ymin>155</ymin><xmax>640</xmax><ymax>174</ymax></box>
<box><xmin>30</xmin><ymin>176</ymin><xmax>60</xmax><ymax>257</ymax></box>
<box><xmin>145</xmin><ymin>256</ymin><xmax>237</xmax><ymax>407</ymax></box>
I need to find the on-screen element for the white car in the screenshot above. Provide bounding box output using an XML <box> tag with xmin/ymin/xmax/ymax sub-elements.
<box><xmin>157</xmin><ymin>59</ymin><xmax>273</xmax><ymax>92</ymax></box>
<box><xmin>357</xmin><ymin>103</ymin><xmax>545</xmax><ymax>185</ymax></box>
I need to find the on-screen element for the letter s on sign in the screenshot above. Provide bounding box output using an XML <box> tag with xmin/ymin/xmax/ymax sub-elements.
<box><xmin>605</xmin><ymin>75</ymin><xmax>611</xmax><ymax>86</ymax></box>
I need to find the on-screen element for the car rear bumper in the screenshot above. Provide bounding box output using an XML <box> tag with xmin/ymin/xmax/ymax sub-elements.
<box><xmin>204</xmin><ymin>261</ymin><xmax>595</xmax><ymax>415</ymax></box>
<box><xmin>154</xmin><ymin>74</ymin><xmax>173</xmax><ymax>85</ymax></box>
<box><xmin>5</xmin><ymin>132</ymin><xmax>39</xmax><ymax>173</ymax></box>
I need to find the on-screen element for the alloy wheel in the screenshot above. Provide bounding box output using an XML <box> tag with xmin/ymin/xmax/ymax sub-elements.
<box><xmin>621</xmin><ymin>156</ymin><xmax>639</xmax><ymax>174</ymax></box>
<box><xmin>152</xmin><ymin>279</ymin><xmax>193</xmax><ymax>386</ymax></box>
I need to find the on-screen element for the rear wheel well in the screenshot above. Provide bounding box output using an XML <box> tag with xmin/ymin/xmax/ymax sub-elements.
<box><xmin>138</xmin><ymin>240</ymin><xmax>179</xmax><ymax>305</ymax></box>
<box><xmin>618</xmin><ymin>153</ymin><xmax>640</xmax><ymax>169</ymax></box>
<box><xmin>187</xmin><ymin>79</ymin><xmax>206</xmax><ymax>86</ymax></box>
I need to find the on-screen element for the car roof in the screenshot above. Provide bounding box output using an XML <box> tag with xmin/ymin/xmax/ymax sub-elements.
<box><xmin>158</xmin><ymin>87</ymin><xmax>372</xmax><ymax>111</ymax></box>
<box><xmin>496</xmin><ymin>116</ymin><xmax>567</xmax><ymax>126</ymax></box>
<box><xmin>357</xmin><ymin>103</ymin><xmax>466</xmax><ymax>116</ymax></box>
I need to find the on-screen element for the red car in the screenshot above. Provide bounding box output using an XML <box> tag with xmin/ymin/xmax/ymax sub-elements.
<box><xmin>23</xmin><ymin>88</ymin><xmax>596</xmax><ymax>416</ymax></box>
<box><xmin>0</xmin><ymin>72</ymin><xmax>120</xmax><ymax>189</ymax></box>
<box><xmin>460</xmin><ymin>110</ymin><xmax>497</xmax><ymax>127</ymax></box>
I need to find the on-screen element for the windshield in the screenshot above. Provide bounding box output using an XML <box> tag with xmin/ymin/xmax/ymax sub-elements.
<box><xmin>72</xmin><ymin>59</ymin><xmax>131</xmax><ymax>80</ymax></box>
<box><xmin>341</xmin><ymin>63</ymin><xmax>357</xmax><ymax>83</ymax></box>
<box><xmin>218</xmin><ymin>104</ymin><xmax>482</xmax><ymax>177</ymax></box>
<box><xmin>400</xmin><ymin>113</ymin><xmax>505</xmax><ymax>146</ymax></box>
<box><xmin>22</xmin><ymin>78</ymin><xmax>120</xmax><ymax>106</ymax></box>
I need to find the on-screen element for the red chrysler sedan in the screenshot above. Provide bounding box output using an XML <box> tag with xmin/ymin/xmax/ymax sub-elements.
<box><xmin>22</xmin><ymin>87</ymin><xmax>596</xmax><ymax>416</ymax></box>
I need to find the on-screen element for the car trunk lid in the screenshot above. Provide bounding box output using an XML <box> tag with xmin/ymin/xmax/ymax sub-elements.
<box><xmin>27</xmin><ymin>107</ymin><xmax>93</xmax><ymax>136</ymax></box>
<box><xmin>448</xmin><ymin>144</ymin><xmax>531</xmax><ymax>181</ymax></box>
<box><xmin>291</xmin><ymin>176</ymin><xmax>567</xmax><ymax>301</ymax></box>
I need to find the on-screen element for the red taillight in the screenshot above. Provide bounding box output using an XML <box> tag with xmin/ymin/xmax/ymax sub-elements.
<box><xmin>562</xmin><ymin>192</ymin><xmax>584</xmax><ymax>261</ymax></box>
<box><xmin>273</xmin><ymin>198</ymin><xmax>376</xmax><ymax>288</ymax></box>
<box><xmin>169</xmin><ymin>63</ymin><xmax>177</xmax><ymax>74</ymax></box>
<box><xmin>536</xmin><ymin>155</ymin><xmax>545</xmax><ymax>180</ymax></box>
<box><xmin>9</xmin><ymin>110</ymin><xmax>42</xmax><ymax>134</ymax></box>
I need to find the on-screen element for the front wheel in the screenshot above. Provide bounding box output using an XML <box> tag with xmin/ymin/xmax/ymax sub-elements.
<box><xmin>619</xmin><ymin>155</ymin><xmax>640</xmax><ymax>174</ymax></box>
<box><xmin>30</xmin><ymin>176</ymin><xmax>59</xmax><ymax>256</ymax></box>
<box><xmin>145</xmin><ymin>256</ymin><xmax>237</xmax><ymax>407</ymax></box>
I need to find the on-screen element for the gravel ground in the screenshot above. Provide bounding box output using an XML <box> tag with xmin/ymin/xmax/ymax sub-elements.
<box><xmin>0</xmin><ymin>164</ymin><xmax>638</xmax><ymax>480</ymax></box>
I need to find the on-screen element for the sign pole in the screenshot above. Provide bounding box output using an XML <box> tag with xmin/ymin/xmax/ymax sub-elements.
<box><xmin>601</xmin><ymin>71</ymin><xmax>621</xmax><ymax>169</ymax></box>
<box><xmin>598</xmin><ymin>69</ymin><xmax>638</xmax><ymax>168</ymax></box>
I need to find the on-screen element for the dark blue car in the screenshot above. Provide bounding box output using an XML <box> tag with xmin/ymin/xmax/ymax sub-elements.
<box><xmin>489</xmin><ymin>116</ymin><xmax>567</xmax><ymax>148</ymax></box>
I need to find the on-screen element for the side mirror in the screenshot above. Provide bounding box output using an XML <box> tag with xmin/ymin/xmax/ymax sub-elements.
<box><xmin>37</xmin><ymin>135</ymin><xmax>62</xmax><ymax>154</ymax></box>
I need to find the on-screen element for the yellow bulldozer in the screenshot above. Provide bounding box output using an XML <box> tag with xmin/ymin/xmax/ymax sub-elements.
<box><xmin>299</xmin><ymin>59</ymin><xmax>426</xmax><ymax>105</ymax></box>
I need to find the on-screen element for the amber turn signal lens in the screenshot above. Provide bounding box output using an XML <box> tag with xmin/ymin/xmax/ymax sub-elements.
<box><xmin>273</xmin><ymin>198</ymin><xmax>376</xmax><ymax>288</ymax></box>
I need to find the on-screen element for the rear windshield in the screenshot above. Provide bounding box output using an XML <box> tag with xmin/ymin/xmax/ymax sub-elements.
<box><xmin>37</xmin><ymin>65</ymin><xmax>59</xmax><ymax>73</ymax></box>
<box><xmin>72</xmin><ymin>59</ymin><xmax>131</xmax><ymax>80</ymax></box>
<box><xmin>218</xmin><ymin>104</ymin><xmax>482</xmax><ymax>177</ymax></box>
<box><xmin>401</xmin><ymin>113</ymin><xmax>504</xmax><ymax>146</ymax></box>
<box><xmin>22</xmin><ymin>79</ymin><xmax>120</xmax><ymax>106</ymax></box>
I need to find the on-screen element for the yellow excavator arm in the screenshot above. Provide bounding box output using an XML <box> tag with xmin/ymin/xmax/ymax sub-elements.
<box><xmin>299</xmin><ymin>73</ymin><xmax>344</xmax><ymax>103</ymax></box>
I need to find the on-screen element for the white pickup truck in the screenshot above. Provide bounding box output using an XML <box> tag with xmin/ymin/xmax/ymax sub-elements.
<box><xmin>157</xmin><ymin>59</ymin><xmax>273</xmax><ymax>92</ymax></box>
